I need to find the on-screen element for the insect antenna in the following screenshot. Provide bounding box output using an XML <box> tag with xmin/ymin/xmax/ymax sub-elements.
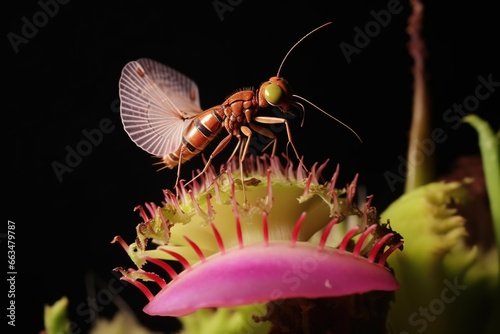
<box><xmin>276</xmin><ymin>21</ymin><xmax>333</xmax><ymax>78</ymax></box>
<box><xmin>293</xmin><ymin>94</ymin><xmax>363</xmax><ymax>143</ymax></box>
<box><xmin>275</xmin><ymin>21</ymin><xmax>362</xmax><ymax>143</ymax></box>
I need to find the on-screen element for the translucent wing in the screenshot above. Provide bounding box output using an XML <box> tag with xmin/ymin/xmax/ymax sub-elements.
<box><xmin>119</xmin><ymin>58</ymin><xmax>203</xmax><ymax>156</ymax></box>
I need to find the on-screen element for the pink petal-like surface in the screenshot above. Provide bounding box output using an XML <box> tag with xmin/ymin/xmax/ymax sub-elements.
<box><xmin>144</xmin><ymin>241</ymin><xmax>399</xmax><ymax>317</ymax></box>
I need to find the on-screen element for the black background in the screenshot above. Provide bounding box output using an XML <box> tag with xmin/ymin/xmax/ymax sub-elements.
<box><xmin>6</xmin><ymin>1</ymin><xmax>499</xmax><ymax>333</ymax></box>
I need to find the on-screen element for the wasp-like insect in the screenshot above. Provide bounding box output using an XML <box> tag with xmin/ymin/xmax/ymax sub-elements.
<box><xmin>119</xmin><ymin>22</ymin><xmax>360</xmax><ymax>190</ymax></box>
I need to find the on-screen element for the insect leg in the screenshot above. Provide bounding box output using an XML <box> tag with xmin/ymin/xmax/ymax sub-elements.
<box><xmin>239</xmin><ymin>126</ymin><xmax>253</xmax><ymax>163</ymax></box>
<box><xmin>175</xmin><ymin>147</ymin><xmax>184</xmax><ymax>192</ymax></box>
<box><xmin>173</xmin><ymin>129</ymin><xmax>189</xmax><ymax>193</ymax></box>
<box><xmin>184</xmin><ymin>133</ymin><xmax>234</xmax><ymax>187</ymax></box>
<box><xmin>248</xmin><ymin>123</ymin><xmax>277</xmax><ymax>156</ymax></box>
<box><xmin>228</xmin><ymin>136</ymin><xmax>243</xmax><ymax>163</ymax></box>
<box><xmin>237</xmin><ymin>137</ymin><xmax>247</xmax><ymax>161</ymax></box>
<box><xmin>252</xmin><ymin>116</ymin><xmax>307</xmax><ymax>172</ymax></box>
<box><xmin>238</xmin><ymin>126</ymin><xmax>254</xmax><ymax>204</ymax></box>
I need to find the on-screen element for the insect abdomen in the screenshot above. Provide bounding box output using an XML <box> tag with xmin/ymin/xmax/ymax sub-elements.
<box><xmin>162</xmin><ymin>107</ymin><xmax>225</xmax><ymax>168</ymax></box>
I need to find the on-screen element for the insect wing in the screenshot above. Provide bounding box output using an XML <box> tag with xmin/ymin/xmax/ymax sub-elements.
<box><xmin>119</xmin><ymin>58</ymin><xmax>203</xmax><ymax>157</ymax></box>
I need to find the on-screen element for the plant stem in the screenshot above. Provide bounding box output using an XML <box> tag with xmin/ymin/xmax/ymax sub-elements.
<box><xmin>405</xmin><ymin>0</ymin><xmax>434</xmax><ymax>193</ymax></box>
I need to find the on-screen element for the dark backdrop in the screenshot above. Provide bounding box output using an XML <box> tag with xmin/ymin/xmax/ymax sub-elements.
<box><xmin>6</xmin><ymin>1</ymin><xmax>499</xmax><ymax>333</ymax></box>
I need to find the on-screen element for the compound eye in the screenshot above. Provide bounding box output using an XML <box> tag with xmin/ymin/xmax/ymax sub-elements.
<box><xmin>264</xmin><ymin>83</ymin><xmax>282</xmax><ymax>105</ymax></box>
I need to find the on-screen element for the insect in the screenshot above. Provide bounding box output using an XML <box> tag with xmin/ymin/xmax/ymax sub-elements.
<box><xmin>119</xmin><ymin>22</ymin><xmax>361</xmax><ymax>191</ymax></box>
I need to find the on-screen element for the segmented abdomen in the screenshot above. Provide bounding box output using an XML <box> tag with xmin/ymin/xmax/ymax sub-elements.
<box><xmin>162</xmin><ymin>107</ymin><xmax>225</xmax><ymax>168</ymax></box>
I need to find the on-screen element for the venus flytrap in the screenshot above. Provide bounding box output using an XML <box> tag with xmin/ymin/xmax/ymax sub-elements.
<box><xmin>384</xmin><ymin>116</ymin><xmax>499</xmax><ymax>334</ymax></box>
<box><xmin>113</xmin><ymin>155</ymin><xmax>404</xmax><ymax>333</ymax></box>
<box><xmin>384</xmin><ymin>1</ymin><xmax>499</xmax><ymax>333</ymax></box>
<box><xmin>383</xmin><ymin>179</ymin><xmax>472</xmax><ymax>333</ymax></box>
